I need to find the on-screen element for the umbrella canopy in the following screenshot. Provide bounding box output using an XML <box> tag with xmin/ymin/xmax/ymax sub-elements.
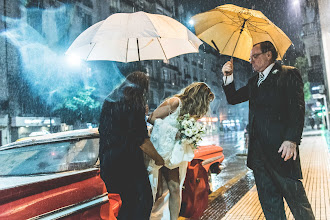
<box><xmin>66</xmin><ymin>11</ymin><xmax>202</xmax><ymax>62</ymax></box>
<box><xmin>192</xmin><ymin>4</ymin><xmax>292</xmax><ymax>62</ymax></box>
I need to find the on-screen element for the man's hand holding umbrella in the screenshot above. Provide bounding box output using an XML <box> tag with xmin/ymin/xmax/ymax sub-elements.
<box><xmin>222</xmin><ymin>58</ymin><xmax>233</xmax><ymax>82</ymax></box>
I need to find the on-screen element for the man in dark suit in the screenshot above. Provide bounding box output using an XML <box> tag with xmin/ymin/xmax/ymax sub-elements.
<box><xmin>222</xmin><ymin>41</ymin><xmax>314</xmax><ymax>219</ymax></box>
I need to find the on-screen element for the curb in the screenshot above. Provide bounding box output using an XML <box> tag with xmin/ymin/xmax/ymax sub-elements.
<box><xmin>207</xmin><ymin>169</ymin><xmax>249</xmax><ymax>204</ymax></box>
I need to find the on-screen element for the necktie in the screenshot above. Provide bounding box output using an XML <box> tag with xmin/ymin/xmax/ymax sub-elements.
<box><xmin>257</xmin><ymin>72</ymin><xmax>265</xmax><ymax>87</ymax></box>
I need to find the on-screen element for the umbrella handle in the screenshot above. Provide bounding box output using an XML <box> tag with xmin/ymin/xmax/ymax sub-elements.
<box><xmin>224</xmin><ymin>57</ymin><xmax>233</xmax><ymax>84</ymax></box>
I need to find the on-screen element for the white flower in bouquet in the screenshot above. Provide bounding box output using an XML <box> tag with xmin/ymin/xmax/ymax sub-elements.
<box><xmin>182</xmin><ymin>120</ymin><xmax>188</xmax><ymax>127</ymax></box>
<box><xmin>187</xmin><ymin>120</ymin><xmax>194</xmax><ymax>128</ymax></box>
<box><xmin>178</xmin><ymin>113</ymin><xmax>206</xmax><ymax>149</ymax></box>
<box><xmin>192</xmin><ymin>127</ymin><xmax>198</xmax><ymax>135</ymax></box>
<box><xmin>184</xmin><ymin>128</ymin><xmax>193</xmax><ymax>137</ymax></box>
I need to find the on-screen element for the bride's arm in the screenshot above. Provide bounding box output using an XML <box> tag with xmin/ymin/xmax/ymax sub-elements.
<box><xmin>147</xmin><ymin>97</ymin><xmax>180</xmax><ymax>125</ymax></box>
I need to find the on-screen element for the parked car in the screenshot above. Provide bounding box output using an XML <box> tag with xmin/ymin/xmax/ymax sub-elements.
<box><xmin>0</xmin><ymin>128</ymin><xmax>224</xmax><ymax>219</ymax></box>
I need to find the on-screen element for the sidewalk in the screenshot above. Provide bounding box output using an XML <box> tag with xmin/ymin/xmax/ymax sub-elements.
<box><xmin>189</xmin><ymin>129</ymin><xmax>330</xmax><ymax>220</ymax></box>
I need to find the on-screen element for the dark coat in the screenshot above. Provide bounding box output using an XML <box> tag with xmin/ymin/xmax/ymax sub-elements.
<box><xmin>98</xmin><ymin>99</ymin><xmax>149</xmax><ymax>193</ymax></box>
<box><xmin>223</xmin><ymin>62</ymin><xmax>305</xmax><ymax>179</ymax></box>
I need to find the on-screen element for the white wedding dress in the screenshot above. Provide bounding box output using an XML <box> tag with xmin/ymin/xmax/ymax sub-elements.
<box><xmin>147</xmin><ymin>99</ymin><xmax>195</xmax><ymax>220</ymax></box>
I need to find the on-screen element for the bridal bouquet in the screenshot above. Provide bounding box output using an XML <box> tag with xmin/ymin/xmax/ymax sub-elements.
<box><xmin>178</xmin><ymin>113</ymin><xmax>206</xmax><ymax>149</ymax></box>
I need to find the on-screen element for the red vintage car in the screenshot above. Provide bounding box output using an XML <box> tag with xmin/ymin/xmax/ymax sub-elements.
<box><xmin>0</xmin><ymin>128</ymin><xmax>224</xmax><ymax>219</ymax></box>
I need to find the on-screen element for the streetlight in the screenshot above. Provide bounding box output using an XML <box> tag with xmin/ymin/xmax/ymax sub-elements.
<box><xmin>66</xmin><ymin>54</ymin><xmax>81</xmax><ymax>67</ymax></box>
<box><xmin>293</xmin><ymin>0</ymin><xmax>300</xmax><ymax>6</ymax></box>
<box><xmin>292</xmin><ymin>0</ymin><xmax>301</xmax><ymax>17</ymax></box>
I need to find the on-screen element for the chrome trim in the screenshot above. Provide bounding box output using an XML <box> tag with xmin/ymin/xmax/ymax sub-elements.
<box><xmin>1</xmin><ymin>129</ymin><xmax>99</xmax><ymax>151</ymax></box>
<box><xmin>29</xmin><ymin>193</ymin><xmax>109</xmax><ymax>220</ymax></box>
<box><xmin>201</xmin><ymin>155</ymin><xmax>224</xmax><ymax>166</ymax></box>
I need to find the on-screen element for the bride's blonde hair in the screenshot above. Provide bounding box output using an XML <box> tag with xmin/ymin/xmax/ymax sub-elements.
<box><xmin>174</xmin><ymin>82</ymin><xmax>214</xmax><ymax>119</ymax></box>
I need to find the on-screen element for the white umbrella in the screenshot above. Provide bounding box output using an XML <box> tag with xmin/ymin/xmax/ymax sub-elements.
<box><xmin>66</xmin><ymin>11</ymin><xmax>202</xmax><ymax>62</ymax></box>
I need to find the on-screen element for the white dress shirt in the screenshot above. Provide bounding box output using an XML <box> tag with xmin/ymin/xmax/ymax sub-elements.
<box><xmin>223</xmin><ymin>63</ymin><xmax>275</xmax><ymax>86</ymax></box>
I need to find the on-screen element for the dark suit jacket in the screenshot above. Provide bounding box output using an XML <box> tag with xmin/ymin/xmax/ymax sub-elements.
<box><xmin>223</xmin><ymin>62</ymin><xmax>305</xmax><ymax>179</ymax></box>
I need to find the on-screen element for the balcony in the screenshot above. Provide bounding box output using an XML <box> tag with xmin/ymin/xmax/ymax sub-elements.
<box><xmin>162</xmin><ymin>63</ymin><xmax>179</xmax><ymax>71</ymax></box>
<box><xmin>121</xmin><ymin>0</ymin><xmax>135</xmax><ymax>5</ymax></box>
<box><xmin>154</xmin><ymin>1</ymin><xmax>173</xmax><ymax>15</ymax></box>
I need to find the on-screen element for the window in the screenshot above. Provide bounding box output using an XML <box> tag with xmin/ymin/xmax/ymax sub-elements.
<box><xmin>83</xmin><ymin>0</ymin><xmax>93</xmax><ymax>8</ymax></box>
<box><xmin>27</xmin><ymin>9</ymin><xmax>43</xmax><ymax>35</ymax></box>
<box><xmin>0</xmin><ymin>138</ymin><xmax>99</xmax><ymax>176</ymax></box>
<box><xmin>145</xmin><ymin>66</ymin><xmax>150</xmax><ymax>76</ymax></box>
<box><xmin>82</xmin><ymin>13</ymin><xmax>92</xmax><ymax>30</ymax></box>
<box><xmin>311</xmin><ymin>55</ymin><xmax>321</xmax><ymax>66</ymax></box>
<box><xmin>149</xmin><ymin>91</ymin><xmax>154</xmax><ymax>105</ymax></box>
<box><xmin>163</xmin><ymin>70</ymin><xmax>169</xmax><ymax>82</ymax></box>
<box><xmin>184</xmin><ymin>67</ymin><xmax>188</xmax><ymax>76</ymax></box>
<box><xmin>171</xmin><ymin>73</ymin><xmax>176</xmax><ymax>85</ymax></box>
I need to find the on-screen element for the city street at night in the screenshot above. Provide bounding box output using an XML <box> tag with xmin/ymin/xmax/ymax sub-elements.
<box><xmin>1</xmin><ymin>0</ymin><xmax>330</xmax><ymax>219</ymax></box>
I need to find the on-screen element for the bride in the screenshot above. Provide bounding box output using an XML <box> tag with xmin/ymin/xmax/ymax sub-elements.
<box><xmin>147</xmin><ymin>82</ymin><xmax>214</xmax><ymax>220</ymax></box>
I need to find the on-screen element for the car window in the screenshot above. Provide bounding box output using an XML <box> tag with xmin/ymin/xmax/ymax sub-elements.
<box><xmin>0</xmin><ymin>138</ymin><xmax>99</xmax><ymax>176</ymax></box>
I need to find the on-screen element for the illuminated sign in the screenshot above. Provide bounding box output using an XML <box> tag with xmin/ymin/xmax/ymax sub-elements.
<box><xmin>43</xmin><ymin>119</ymin><xmax>55</xmax><ymax>124</ymax></box>
<box><xmin>24</xmin><ymin>119</ymin><xmax>43</xmax><ymax>124</ymax></box>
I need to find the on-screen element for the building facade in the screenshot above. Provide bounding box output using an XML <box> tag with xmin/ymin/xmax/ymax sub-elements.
<box><xmin>300</xmin><ymin>0</ymin><xmax>326</xmax><ymax>85</ymax></box>
<box><xmin>0</xmin><ymin>0</ymin><xmax>252</xmax><ymax>144</ymax></box>
<box><xmin>300</xmin><ymin>0</ymin><xmax>330</xmax><ymax>126</ymax></box>
<box><xmin>317</xmin><ymin>0</ymin><xmax>330</xmax><ymax>101</ymax></box>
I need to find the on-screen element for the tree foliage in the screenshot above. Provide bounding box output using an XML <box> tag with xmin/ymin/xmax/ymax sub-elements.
<box><xmin>54</xmin><ymin>86</ymin><xmax>101</xmax><ymax>125</ymax></box>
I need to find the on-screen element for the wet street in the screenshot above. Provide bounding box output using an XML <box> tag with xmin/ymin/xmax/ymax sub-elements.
<box><xmin>180</xmin><ymin>129</ymin><xmax>330</xmax><ymax>220</ymax></box>
<box><xmin>200</xmin><ymin>131</ymin><xmax>250</xmax><ymax>191</ymax></box>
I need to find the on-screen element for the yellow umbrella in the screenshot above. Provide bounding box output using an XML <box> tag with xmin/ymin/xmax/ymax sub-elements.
<box><xmin>192</xmin><ymin>4</ymin><xmax>292</xmax><ymax>62</ymax></box>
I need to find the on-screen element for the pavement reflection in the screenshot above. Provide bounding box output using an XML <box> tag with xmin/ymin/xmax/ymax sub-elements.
<box><xmin>200</xmin><ymin>131</ymin><xmax>250</xmax><ymax>192</ymax></box>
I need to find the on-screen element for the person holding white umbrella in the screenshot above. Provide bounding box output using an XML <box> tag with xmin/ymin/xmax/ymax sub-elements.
<box><xmin>67</xmin><ymin>11</ymin><xmax>204</xmax><ymax>220</ymax></box>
